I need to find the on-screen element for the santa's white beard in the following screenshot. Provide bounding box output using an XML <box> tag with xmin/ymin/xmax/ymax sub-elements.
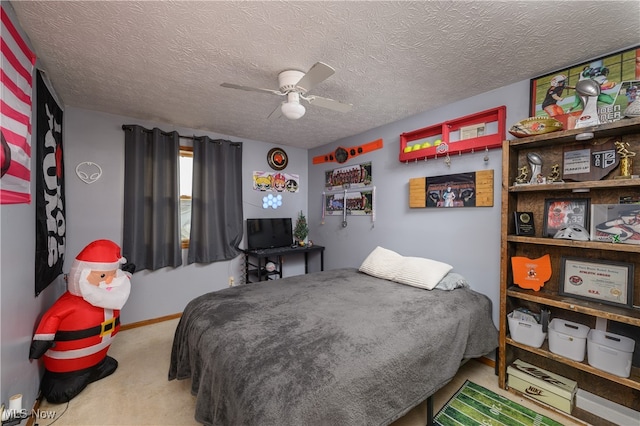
<box><xmin>79</xmin><ymin>270</ymin><xmax>131</xmax><ymax>309</ymax></box>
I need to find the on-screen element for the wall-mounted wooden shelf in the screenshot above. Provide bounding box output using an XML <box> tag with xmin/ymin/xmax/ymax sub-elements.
<box><xmin>399</xmin><ymin>106</ymin><xmax>506</xmax><ymax>163</ymax></box>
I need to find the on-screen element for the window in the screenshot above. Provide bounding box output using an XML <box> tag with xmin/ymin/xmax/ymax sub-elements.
<box><xmin>179</xmin><ymin>146</ymin><xmax>193</xmax><ymax>248</ymax></box>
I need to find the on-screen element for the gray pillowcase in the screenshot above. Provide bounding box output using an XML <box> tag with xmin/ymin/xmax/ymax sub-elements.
<box><xmin>435</xmin><ymin>272</ymin><xmax>469</xmax><ymax>290</ymax></box>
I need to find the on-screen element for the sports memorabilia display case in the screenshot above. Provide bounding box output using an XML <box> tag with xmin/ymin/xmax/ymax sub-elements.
<box><xmin>499</xmin><ymin>117</ymin><xmax>640</xmax><ymax>424</ymax></box>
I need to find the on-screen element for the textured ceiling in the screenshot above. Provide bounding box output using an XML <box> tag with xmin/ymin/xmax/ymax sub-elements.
<box><xmin>9</xmin><ymin>1</ymin><xmax>640</xmax><ymax>149</ymax></box>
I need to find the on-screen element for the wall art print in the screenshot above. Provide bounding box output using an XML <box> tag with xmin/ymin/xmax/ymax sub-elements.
<box><xmin>409</xmin><ymin>170</ymin><xmax>494</xmax><ymax>208</ymax></box>
<box><xmin>530</xmin><ymin>46</ymin><xmax>640</xmax><ymax>130</ymax></box>
<box><xmin>324</xmin><ymin>161</ymin><xmax>372</xmax><ymax>191</ymax></box>
<box><xmin>324</xmin><ymin>189</ymin><xmax>373</xmax><ymax>216</ymax></box>
<box><xmin>35</xmin><ymin>71</ymin><xmax>66</xmax><ymax>296</ymax></box>
<box><xmin>252</xmin><ymin>171</ymin><xmax>299</xmax><ymax>192</ymax></box>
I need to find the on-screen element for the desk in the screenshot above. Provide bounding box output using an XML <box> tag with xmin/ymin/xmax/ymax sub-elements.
<box><xmin>242</xmin><ymin>245</ymin><xmax>325</xmax><ymax>283</ymax></box>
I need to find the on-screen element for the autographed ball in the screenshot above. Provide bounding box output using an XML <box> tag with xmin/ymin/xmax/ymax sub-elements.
<box><xmin>509</xmin><ymin>117</ymin><xmax>563</xmax><ymax>138</ymax></box>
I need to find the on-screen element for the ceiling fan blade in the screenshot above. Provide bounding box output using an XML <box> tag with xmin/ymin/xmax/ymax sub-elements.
<box><xmin>307</xmin><ymin>95</ymin><xmax>353</xmax><ymax>113</ymax></box>
<box><xmin>267</xmin><ymin>102</ymin><xmax>283</xmax><ymax>119</ymax></box>
<box><xmin>295</xmin><ymin>62</ymin><xmax>335</xmax><ymax>93</ymax></box>
<box><xmin>220</xmin><ymin>83</ymin><xmax>282</xmax><ymax>96</ymax></box>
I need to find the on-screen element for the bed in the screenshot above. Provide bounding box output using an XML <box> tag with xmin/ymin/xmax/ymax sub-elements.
<box><xmin>169</xmin><ymin>261</ymin><xmax>498</xmax><ymax>426</ymax></box>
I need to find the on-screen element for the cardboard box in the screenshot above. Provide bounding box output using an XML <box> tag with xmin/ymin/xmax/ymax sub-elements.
<box><xmin>507</xmin><ymin>359</ymin><xmax>577</xmax><ymax>414</ymax></box>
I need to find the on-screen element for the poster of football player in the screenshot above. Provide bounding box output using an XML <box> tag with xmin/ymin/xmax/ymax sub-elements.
<box><xmin>426</xmin><ymin>172</ymin><xmax>476</xmax><ymax>208</ymax></box>
<box><xmin>324</xmin><ymin>189</ymin><xmax>373</xmax><ymax>216</ymax></box>
<box><xmin>324</xmin><ymin>161</ymin><xmax>372</xmax><ymax>191</ymax></box>
<box><xmin>530</xmin><ymin>46</ymin><xmax>639</xmax><ymax>130</ymax></box>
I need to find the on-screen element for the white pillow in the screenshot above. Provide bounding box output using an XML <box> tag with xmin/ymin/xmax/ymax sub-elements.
<box><xmin>359</xmin><ymin>246</ymin><xmax>453</xmax><ymax>290</ymax></box>
<box><xmin>358</xmin><ymin>246</ymin><xmax>403</xmax><ymax>281</ymax></box>
<box><xmin>394</xmin><ymin>256</ymin><xmax>453</xmax><ymax>290</ymax></box>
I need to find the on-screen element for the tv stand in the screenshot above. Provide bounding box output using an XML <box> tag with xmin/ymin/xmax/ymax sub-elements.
<box><xmin>242</xmin><ymin>245</ymin><xmax>325</xmax><ymax>283</ymax></box>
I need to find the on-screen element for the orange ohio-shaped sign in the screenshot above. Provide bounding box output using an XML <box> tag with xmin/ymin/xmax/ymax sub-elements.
<box><xmin>511</xmin><ymin>254</ymin><xmax>552</xmax><ymax>291</ymax></box>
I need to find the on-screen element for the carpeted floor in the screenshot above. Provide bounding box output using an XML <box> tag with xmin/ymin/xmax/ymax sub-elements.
<box><xmin>36</xmin><ymin>318</ymin><xmax>582</xmax><ymax>426</ymax></box>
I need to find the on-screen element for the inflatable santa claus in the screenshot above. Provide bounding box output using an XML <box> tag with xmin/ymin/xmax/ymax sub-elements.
<box><xmin>29</xmin><ymin>239</ymin><xmax>134</xmax><ymax>403</ymax></box>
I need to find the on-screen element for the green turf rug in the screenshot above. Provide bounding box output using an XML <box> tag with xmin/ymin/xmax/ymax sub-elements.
<box><xmin>434</xmin><ymin>380</ymin><xmax>563</xmax><ymax>426</ymax></box>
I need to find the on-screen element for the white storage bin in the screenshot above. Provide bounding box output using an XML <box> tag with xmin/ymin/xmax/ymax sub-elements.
<box><xmin>508</xmin><ymin>311</ymin><xmax>546</xmax><ymax>348</ymax></box>
<box><xmin>548</xmin><ymin>318</ymin><xmax>590</xmax><ymax>361</ymax></box>
<box><xmin>587</xmin><ymin>329</ymin><xmax>635</xmax><ymax>378</ymax></box>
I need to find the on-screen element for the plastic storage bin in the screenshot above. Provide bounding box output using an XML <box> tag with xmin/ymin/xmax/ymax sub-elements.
<box><xmin>548</xmin><ymin>318</ymin><xmax>590</xmax><ymax>361</ymax></box>
<box><xmin>587</xmin><ymin>329</ymin><xmax>635</xmax><ymax>378</ymax></box>
<box><xmin>508</xmin><ymin>311</ymin><xmax>546</xmax><ymax>348</ymax></box>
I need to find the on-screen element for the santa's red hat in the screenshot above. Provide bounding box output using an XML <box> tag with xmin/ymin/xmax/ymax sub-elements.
<box><xmin>68</xmin><ymin>240</ymin><xmax>126</xmax><ymax>296</ymax></box>
<box><xmin>75</xmin><ymin>239</ymin><xmax>126</xmax><ymax>269</ymax></box>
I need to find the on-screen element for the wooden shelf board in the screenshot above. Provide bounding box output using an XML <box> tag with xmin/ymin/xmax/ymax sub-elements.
<box><xmin>506</xmin><ymin>235</ymin><xmax>640</xmax><ymax>253</ymax></box>
<box><xmin>506</xmin><ymin>337</ymin><xmax>640</xmax><ymax>390</ymax></box>
<box><xmin>506</xmin><ymin>117</ymin><xmax>640</xmax><ymax>149</ymax></box>
<box><xmin>507</xmin><ymin>286</ymin><xmax>640</xmax><ymax>325</ymax></box>
<box><xmin>508</xmin><ymin>178</ymin><xmax>640</xmax><ymax>192</ymax></box>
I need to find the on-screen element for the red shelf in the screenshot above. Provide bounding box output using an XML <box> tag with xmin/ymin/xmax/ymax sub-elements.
<box><xmin>399</xmin><ymin>106</ymin><xmax>506</xmax><ymax>162</ymax></box>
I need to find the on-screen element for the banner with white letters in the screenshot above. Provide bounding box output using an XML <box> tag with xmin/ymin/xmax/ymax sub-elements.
<box><xmin>35</xmin><ymin>71</ymin><xmax>66</xmax><ymax>296</ymax></box>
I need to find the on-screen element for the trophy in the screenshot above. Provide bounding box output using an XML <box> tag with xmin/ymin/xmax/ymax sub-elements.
<box><xmin>614</xmin><ymin>141</ymin><xmax>637</xmax><ymax>179</ymax></box>
<box><xmin>574</xmin><ymin>79</ymin><xmax>601</xmax><ymax>129</ymax></box>
<box><xmin>515</xmin><ymin>165</ymin><xmax>529</xmax><ymax>185</ymax></box>
<box><xmin>527</xmin><ymin>152</ymin><xmax>543</xmax><ymax>184</ymax></box>
<box><xmin>547</xmin><ymin>164</ymin><xmax>562</xmax><ymax>183</ymax></box>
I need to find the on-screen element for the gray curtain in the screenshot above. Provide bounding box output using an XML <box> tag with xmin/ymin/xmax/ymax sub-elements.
<box><xmin>122</xmin><ymin>125</ymin><xmax>182</xmax><ymax>271</ymax></box>
<box><xmin>188</xmin><ymin>136</ymin><xmax>243</xmax><ymax>264</ymax></box>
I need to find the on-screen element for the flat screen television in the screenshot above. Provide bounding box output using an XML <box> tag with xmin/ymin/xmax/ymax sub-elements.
<box><xmin>246</xmin><ymin>218</ymin><xmax>293</xmax><ymax>250</ymax></box>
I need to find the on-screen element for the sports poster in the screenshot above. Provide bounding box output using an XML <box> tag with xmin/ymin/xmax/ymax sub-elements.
<box><xmin>35</xmin><ymin>71</ymin><xmax>66</xmax><ymax>296</ymax></box>
<box><xmin>530</xmin><ymin>46</ymin><xmax>639</xmax><ymax>130</ymax></box>
<box><xmin>324</xmin><ymin>161</ymin><xmax>372</xmax><ymax>191</ymax></box>
<box><xmin>324</xmin><ymin>189</ymin><xmax>373</xmax><ymax>216</ymax></box>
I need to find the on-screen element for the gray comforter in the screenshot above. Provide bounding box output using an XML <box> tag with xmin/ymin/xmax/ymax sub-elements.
<box><xmin>169</xmin><ymin>268</ymin><xmax>498</xmax><ymax>426</ymax></box>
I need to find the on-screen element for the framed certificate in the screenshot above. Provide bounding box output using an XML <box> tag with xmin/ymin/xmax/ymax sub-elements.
<box><xmin>559</xmin><ymin>257</ymin><xmax>634</xmax><ymax>308</ymax></box>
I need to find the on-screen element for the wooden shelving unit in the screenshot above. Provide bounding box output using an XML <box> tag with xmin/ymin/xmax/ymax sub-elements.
<box><xmin>498</xmin><ymin>116</ymin><xmax>640</xmax><ymax>422</ymax></box>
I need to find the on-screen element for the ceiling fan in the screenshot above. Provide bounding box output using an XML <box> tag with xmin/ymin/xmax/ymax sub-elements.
<box><xmin>220</xmin><ymin>62</ymin><xmax>353</xmax><ymax>120</ymax></box>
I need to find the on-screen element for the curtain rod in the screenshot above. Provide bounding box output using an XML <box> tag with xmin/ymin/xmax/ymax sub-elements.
<box><xmin>121</xmin><ymin>125</ymin><xmax>241</xmax><ymax>144</ymax></box>
<box><xmin>121</xmin><ymin>124</ymin><xmax>196</xmax><ymax>140</ymax></box>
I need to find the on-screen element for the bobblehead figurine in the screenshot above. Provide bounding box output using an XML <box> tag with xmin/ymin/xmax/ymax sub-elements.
<box><xmin>30</xmin><ymin>239</ymin><xmax>134</xmax><ymax>403</ymax></box>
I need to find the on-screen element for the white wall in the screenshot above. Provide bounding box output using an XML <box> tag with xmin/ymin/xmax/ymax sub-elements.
<box><xmin>63</xmin><ymin>107</ymin><xmax>310</xmax><ymax>325</ymax></box>
<box><xmin>308</xmin><ymin>81</ymin><xmax>531</xmax><ymax>327</ymax></box>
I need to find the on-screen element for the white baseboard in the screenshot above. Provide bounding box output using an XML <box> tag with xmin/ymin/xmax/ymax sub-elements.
<box><xmin>576</xmin><ymin>389</ymin><xmax>640</xmax><ymax>425</ymax></box>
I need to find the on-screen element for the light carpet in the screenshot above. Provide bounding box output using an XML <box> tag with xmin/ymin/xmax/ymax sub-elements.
<box><xmin>35</xmin><ymin>318</ymin><xmax>582</xmax><ymax>426</ymax></box>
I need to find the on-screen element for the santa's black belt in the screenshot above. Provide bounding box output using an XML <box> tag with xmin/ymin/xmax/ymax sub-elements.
<box><xmin>55</xmin><ymin>317</ymin><xmax>120</xmax><ymax>341</ymax></box>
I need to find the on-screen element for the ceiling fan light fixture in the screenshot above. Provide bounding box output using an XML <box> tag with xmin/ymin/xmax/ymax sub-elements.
<box><xmin>281</xmin><ymin>92</ymin><xmax>306</xmax><ymax>119</ymax></box>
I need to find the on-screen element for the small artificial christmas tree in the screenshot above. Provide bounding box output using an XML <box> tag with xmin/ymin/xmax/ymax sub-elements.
<box><xmin>293</xmin><ymin>210</ymin><xmax>309</xmax><ymax>245</ymax></box>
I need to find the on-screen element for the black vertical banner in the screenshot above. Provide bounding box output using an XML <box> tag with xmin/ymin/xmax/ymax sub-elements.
<box><xmin>35</xmin><ymin>71</ymin><xmax>66</xmax><ymax>296</ymax></box>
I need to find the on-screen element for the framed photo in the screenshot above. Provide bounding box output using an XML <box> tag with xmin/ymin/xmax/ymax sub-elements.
<box><xmin>530</xmin><ymin>46</ymin><xmax>640</xmax><ymax>131</ymax></box>
<box><xmin>590</xmin><ymin>204</ymin><xmax>640</xmax><ymax>245</ymax></box>
<box><xmin>543</xmin><ymin>198</ymin><xmax>590</xmax><ymax>238</ymax></box>
<box><xmin>559</xmin><ymin>257</ymin><xmax>634</xmax><ymax>308</ymax></box>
